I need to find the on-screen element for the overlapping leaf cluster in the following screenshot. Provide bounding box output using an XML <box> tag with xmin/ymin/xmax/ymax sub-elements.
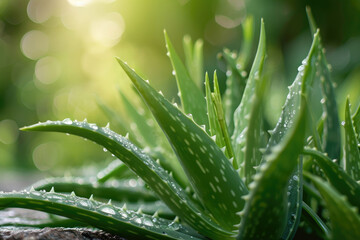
<box><xmin>0</xmin><ymin>10</ymin><xmax>359</xmax><ymax>240</ymax></box>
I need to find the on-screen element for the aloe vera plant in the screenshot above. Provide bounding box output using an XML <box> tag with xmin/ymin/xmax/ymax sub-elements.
<box><xmin>1</xmin><ymin>11</ymin><xmax>359</xmax><ymax>240</ymax></box>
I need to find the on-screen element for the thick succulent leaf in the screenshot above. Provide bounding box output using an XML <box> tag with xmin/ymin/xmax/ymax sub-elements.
<box><xmin>97</xmin><ymin>159</ymin><xmax>135</xmax><ymax>183</ymax></box>
<box><xmin>261</xmin><ymin>31</ymin><xmax>320</xmax><ymax>240</ymax></box>
<box><xmin>164</xmin><ymin>31</ymin><xmax>207</xmax><ymax>127</ymax></box>
<box><xmin>124</xmin><ymin>201</ymin><xmax>174</xmax><ymax>219</ymax></box>
<box><xmin>306</xmin><ymin>7</ymin><xmax>341</xmax><ymax>160</ymax></box>
<box><xmin>221</xmin><ymin>15</ymin><xmax>254</xmax><ymax>133</ymax></box>
<box><xmin>237</xmin><ymin>96</ymin><xmax>307</xmax><ymax>240</ymax></box>
<box><xmin>96</xmin><ymin>98</ymin><xmax>130</xmax><ymax>136</ymax></box>
<box><xmin>232</xmin><ymin>19</ymin><xmax>266</xmax><ymax>169</ymax></box>
<box><xmin>120</xmin><ymin>91</ymin><xmax>159</xmax><ymax>148</ymax></box>
<box><xmin>183</xmin><ymin>36</ymin><xmax>204</xmax><ymax>89</ymax></box>
<box><xmin>244</xmin><ymin>67</ymin><xmax>266</xmax><ymax>186</ymax></box>
<box><xmin>0</xmin><ymin>190</ymin><xmax>205</xmax><ymax>240</ymax></box>
<box><xmin>32</xmin><ymin>177</ymin><xmax>174</xmax><ymax>218</ymax></box>
<box><xmin>31</xmin><ymin>177</ymin><xmax>157</xmax><ymax>202</ymax></box>
<box><xmin>118</xmin><ymin>59</ymin><xmax>247</xmax><ymax>233</ymax></box>
<box><xmin>205</xmin><ymin>71</ymin><xmax>237</xmax><ymax>165</ymax></box>
<box><xmin>344</xmin><ymin>98</ymin><xmax>360</xmax><ymax>180</ymax></box>
<box><xmin>305</xmin><ymin>173</ymin><xmax>360</xmax><ymax>240</ymax></box>
<box><xmin>303</xmin><ymin>147</ymin><xmax>360</xmax><ymax>209</ymax></box>
<box><xmin>353</xmin><ymin>103</ymin><xmax>360</xmax><ymax>141</ymax></box>
<box><xmin>221</xmin><ymin>50</ymin><xmax>246</xmax><ymax>135</ymax></box>
<box><xmin>212</xmin><ymin>72</ymin><xmax>236</xmax><ymax>161</ymax></box>
<box><xmin>21</xmin><ymin>120</ymin><xmax>233</xmax><ymax>239</ymax></box>
<box><xmin>205</xmin><ymin>72</ymin><xmax>222</xmax><ymax>142</ymax></box>
<box><xmin>120</xmin><ymin>91</ymin><xmax>189</xmax><ymax>187</ymax></box>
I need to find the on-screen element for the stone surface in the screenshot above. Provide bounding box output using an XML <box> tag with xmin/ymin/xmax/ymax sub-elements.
<box><xmin>0</xmin><ymin>209</ymin><xmax>128</xmax><ymax>240</ymax></box>
<box><xmin>0</xmin><ymin>227</ymin><xmax>127</xmax><ymax>240</ymax></box>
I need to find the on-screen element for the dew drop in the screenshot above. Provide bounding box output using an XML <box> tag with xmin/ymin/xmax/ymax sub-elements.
<box><xmin>103</xmin><ymin>148</ymin><xmax>108</xmax><ymax>152</ymax></box>
<box><xmin>172</xmin><ymin>70</ymin><xmax>176</xmax><ymax>76</ymax></box>
<box><xmin>297</xmin><ymin>65</ymin><xmax>304</xmax><ymax>72</ymax></box>
<box><xmin>320</xmin><ymin>98</ymin><xmax>326</xmax><ymax>104</ymax></box>
<box><xmin>89</xmin><ymin>124</ymin><xmax>98</xmax><ymax>130</ymax></box>
<box><xmin>78</xmin><ymin>200</ymin><xmax>90</xmax><ymax>207</ymax></box>
<box><xmin>341</xmin><ymin>121</ymin><xmax>345</xmax><ymax>126</ymax></box>
<box><xmin>100</xmin><ymin>206</ymin><xmax>116</xmax><ymax>215</ymax></box>
<box><xmin>63</xmin><ymin>118</ymin><xmax>72</xmax><ymax>125</ymax></box>
<box><xmin>301</xmin><ymin>58</ymin><xmax>308</xmax><ymax>65</ymax></box>
<box><xmin>143</xmin><ymin>218</ymin><xmax>154</xmax><ymax>227</ymax></box>
<box><xmin>226</xmin><ymin>70</ymin><xmax>232</xmax><ymax>77</ymax></box>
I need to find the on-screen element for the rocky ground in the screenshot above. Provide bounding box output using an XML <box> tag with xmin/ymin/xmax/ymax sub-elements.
<box><xmin>0</xmin><ymin>209</ymin><xmax>128</xmax><ymax>240</ymax></box>
<box><xmin>0</xmin><ymin>227</ymin><xmax>127</xmax><ymax>240</ymax></box>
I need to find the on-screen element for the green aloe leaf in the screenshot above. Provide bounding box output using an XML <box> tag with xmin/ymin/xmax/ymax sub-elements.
<box><xmin>205</xmin><ymin>72</ymin><xmax>222</xmax><ymax>142</ymax></box>
<box><xmin>344</xmin><ymin>98</ymin><xmax>360</xmax><ymax>181</ymax></box>
<box><xmin>305</xmin><ymin>173</ymin><xmax>360</xmax><ymax>240</ymax></box>
<box><xmin>261</xmin><ymin>31</ymin><xmax>320</xmax><ymax>240</ymax></box>
<box><xmin>232</xmin><ymin>19</ymin><xmax>266</xmax><ymax>170</ymax></box>
<box><xmin>31</xmin><ymin>177</ymin><xmax>158</xmax><ymax>202</ymax></box>
<box><xmin>21</xmin><ymin>120</ymin><xmax>233</xmax><ymax>239</ymax></box>
<box><xmin>32</xmin><ymin>177</ymin><xmax>174</xmax><ymax>218</ymax></box>
<box><xmin>212</xmin><ymin>72</ymin><xmax>236</xmax><ymax>162</ymax></box>
<box><xmin>303</xmin><ymin>147</ymin><xmax>360</xmax><ymax>209</ymax></box>
<box><xmin>119</xmin><ymin>90</ymin><xmax>159</xmax><ymax>149</ymax></box>
<box><xmin>306</xmin><ymin>7</ymin><xmax>341</xmax><ymax>160</ymax></box>
<box><xmin>183</xmin><ymin>35</ymin><xmax>204</xmax><ymax>89</ymax></box>
<box><xmin>206</xmin><ymin>71</ymin><xmax>236</xmax><ymax>165</ymax></box>
<box><xmin>237</xmin><ymin>96</ymin><xmax>307</xmax><ymax>240</ymax></box>
<box><xmin>164</xmin><ymin>31</ymin><xmax>207</xmax><ymax>127</ymax></box>
<box><xmin>352</xmin><ymin>103</ymin><xmax>360</xmax><ymax>141</ymax></box>
<box><xmin>243</xmin><ymin>65</ymin><xmax>266</xmax><ymax>186</ymax></box>
<box><xmin>96</xmin><ymin>97</ymin><xmax>129</xmax><ymax>136</ymax></box>
<box><xmin>221</xmin><ymin>49</ymin><xmax>247</xmax><ymax>135</ymax></box>
<box><xmin>0</xmin><ymin>190</ymin><xmax>205</xmax><ymax>240</ymax></box>
<box><xmin>118</xmin><ymin>59</ymin><xmax>248</xmax><ymax>233</ymax></box>
<box><xmin>120</xmin><ymin>91</ymin><xmax>189</xmax><ymax>187</ymax></box>
<box><xmin>221</xmin><ymin>15</ymin><xmax>254</xmax><ymax>134</ymax></box>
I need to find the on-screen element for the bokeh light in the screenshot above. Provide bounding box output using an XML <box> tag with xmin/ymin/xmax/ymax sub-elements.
<box><xmin>32</xmin><ymin>142</ymin><xmax>63</xmax><ymax>171</ymax></box>
<box><xmin>20</xmin><ymin>30</ymin><xmax>49</xmax><ymax>60</ymax></box>
<box><xmin>35</xmin><ymin>56</ymin><xmax>62</xmax><ymax>85</ymax></box>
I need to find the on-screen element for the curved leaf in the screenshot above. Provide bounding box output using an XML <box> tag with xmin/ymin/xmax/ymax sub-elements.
<box><xmin>21</xmin><ymin>120</ymin><xmax>233</xmax><ymax>239</ymax></box>
<box><xmin>305</xmin><ymin>173</ymin><xmax>360</xmax><ymax>240</ymax></box>
<box><xmin>31</xmin><ymin>177</ymin><xmax>157</xmax><ymax>202</ymax></box>
<box><xmin>306</xmin><ymin>7</ymin><xmax>341</xmax><ymax>160</ymax></box>
<box><xmin>164</xmin><ymin>31</ymin><xmax>207</xmax><ymax>127</ymax></box>
<box><xmin>118</xmin><ymin>59</ymin><xmax>247</xmax><ymax>233</ymax></box>
<box><xmin>237</xmin><ymin>97</ymin><xmax>307</xmax><ymax>240</ymax></box>
<box><xmin>303</xmin><ymin>147</ymin><xmax>360</xmax><ymax>209</ymax></box>
<box><xmin>0</xmin><ymin>190</ymin><xmax>204</xmax><ymax>240</ymax></box>
<box><xmin>232</xmin><ymin>19</ymin><xmax>266</xmax><ymax>170</ymax></box>
<box><xmin>344</xmin><ymin>98</ymin><xmax>360</xmax><ymax>181</ymax></box>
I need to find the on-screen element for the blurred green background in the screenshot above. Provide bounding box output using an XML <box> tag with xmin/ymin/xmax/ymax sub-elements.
<box><xmin>0</xmin><ymin>0</ymin><xmax>359</xmax><ymax>186</ymax></box>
